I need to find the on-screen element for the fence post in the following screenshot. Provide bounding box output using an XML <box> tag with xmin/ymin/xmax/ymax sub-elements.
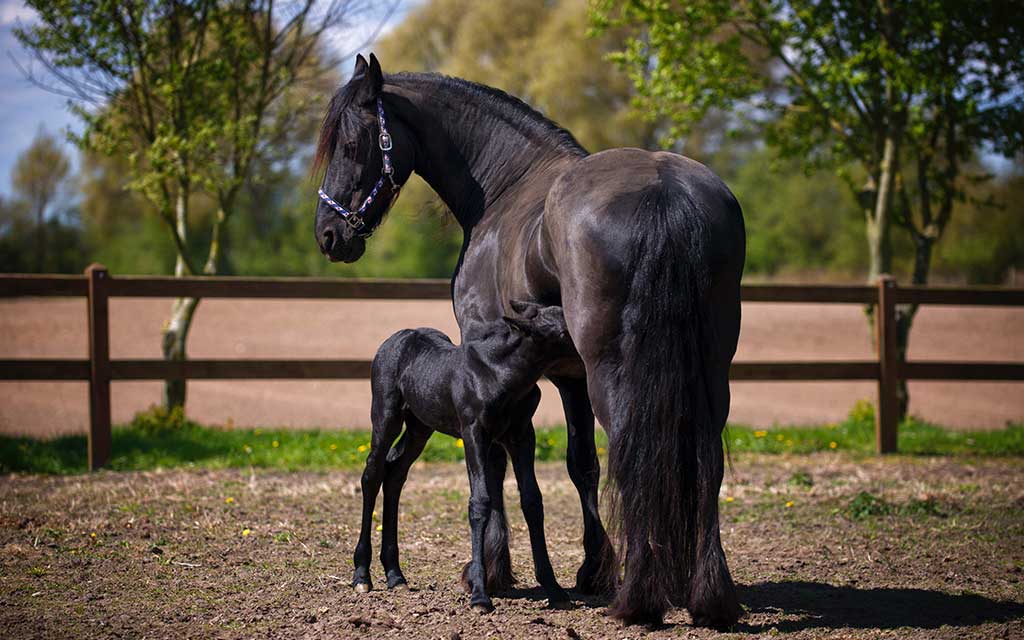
<box><xmin>875</xmin><ymin>275</ymin><xmax>898</xmax><ymax>454</ymax></box>
<box><xmin>86</xmin><ymin>264</ymin><xmax>111</xmax><ymax>470</ymax></box>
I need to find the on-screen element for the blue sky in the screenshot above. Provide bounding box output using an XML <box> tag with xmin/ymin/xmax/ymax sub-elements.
<box><xmin>0</xmin><ymin>0</ymin><xmax>408</xmax><ymax>199</ymax></box>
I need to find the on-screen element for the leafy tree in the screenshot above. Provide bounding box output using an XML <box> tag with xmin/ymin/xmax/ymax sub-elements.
<box><xmin>15</xmin><ymin>0</ymin><xmax>388</xmax><ymax>409</ymax></box>
<box><xmin>592</xmin><ymin>0</ymin><xmax>1024</xmax><ymax>417</ymax></box>
<box><xmin>11</xmin><ymin>128</ymin><xmax>70</xmax><ymax>272</ymax></box>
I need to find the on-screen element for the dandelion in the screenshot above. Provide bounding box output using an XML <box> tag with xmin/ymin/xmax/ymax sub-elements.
<box><xmin>329</xmin><ymin>443</ymin><xmax>337</xmax><ymax>451</ymax></box>
<box><xmin>372</xmin><ymin>510</ymin><xmax>378</xmax><ymax>521</ymax></box>
<box><xmin>272</xmin><ymin>440</ymin><xmax>279</xmax><ymax>448</ymax></box>
<box><xmin>242</xmin><ymin>528</ymin><xmax>251</xmax><ymax>537</ymax></box>
<box><xmin>785</xmin><ymin>501</ymin><xmax>794</xmax><ymax>508</ymax></box>
<box><xmin>254</xmin><ymin>429</ymin><xmax>262</xmax><ymax>436</ymax></box>
<box><xmin>90</xmin><ymin>532</ymin><xmax>97</xmax><ymax>538</ymax></box>
<box><xmin>829</xmin><ymin>441</ymin><xmax>838</xmax><ymax>449</ymax></box>
<box><xmin>754</xmin><ymin>430</ymin><xmax>767</xmax><ymax>438</ymax></box>
<box><xmin>776</xmin><ymin>434</ymin><xmax>784</xmax><ymax>442</ymax></box>
<box><xmin>455</xmin><ymin>439</ymin><xmax>464</xmax><ymax>449</ymax></box>
<box><xmin>376</xmin><ymin>525</ymin><xmax>383</xmax><ymax>532</ymax></box>
<box><xmin>225</xmin><ymin>497</ymin><xmax>235</xmax><ymax>504</ymax></box>
<box><xmin>357</xmin><ymin>445</ymin><xmax>368</xmax><ymax>453</ymax></box>
<box><xmin>547</xmin><ymin>438</ymin><xmax>557</xmax><ymax>446</ymax></box>
<box><xmin>597</xmin><ymin>447</ymin><xmax>607</xmax><ymax>455</ymax></box>
<box><xmin>243</xmin><ymin>445</ymin><xmax>253</xmax><ymax>455</ymax></box>
<box><xmin>786</xmin><ymin>439</ymin><xmax>794</xmax><ymax>447</ymax></box>
<box><xmin>725</xmin><ymin>496</ymin><xmax>735</xmax><ymax>503</ymax></box>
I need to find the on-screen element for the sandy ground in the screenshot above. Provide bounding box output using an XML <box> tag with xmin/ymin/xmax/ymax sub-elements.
<box><xmin>1</xmin><ymin>297</ymin><xmax>1022</xmax><ymax>436</ymax></box>
<box><xmin>1</xmin><ymin>455</ymin><xmax>1022</xmax><ymax>639</ymax></box>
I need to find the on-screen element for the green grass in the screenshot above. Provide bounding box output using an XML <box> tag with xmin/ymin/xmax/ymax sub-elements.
<box><xmin>1</xmin><ymin>401</ymin><xmax>1021</xmax><ymax>475</ymax></box>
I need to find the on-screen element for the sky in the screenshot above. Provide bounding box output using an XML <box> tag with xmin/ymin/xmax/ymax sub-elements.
<box><xmin>0</xmin><ymin>0</ymin><xmax>408</xmax><ymax>199</ymax></box>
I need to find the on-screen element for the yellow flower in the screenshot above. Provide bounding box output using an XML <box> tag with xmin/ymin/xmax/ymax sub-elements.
<box><xmin>597</xmin><ymin>447</ymin><xmax>607</xmax><ymax>455</ymax></box>
<box><xmin>372</xmin><ymin>510</ymin><xmax>378</xmax><ymax>520</ymax></box>
<box><xmin>786</xmin><ymin>439</ymin><xmax>794</xmax><ymax>447</ymax></box>
<box><xmin>775</xmin><ymin>434</ymin><xmax>784</xmax><ymax>442</ymax></box>
<box><xmin>271</xmin><ymin>440</ymin><xmax>279</xmax><ymax>448</ymax></box>
<box><xmin>329</xmin><ymin>443</ymin><xmax>337</xmax><ymax>451</ymax></box>
<box><xmin>829</xmin><ymin>441</ymin><xmax>838</xmax><ymax>449</ymax></box>
<box><xmin>754</xmin><ymin>430</ymin><xmax>767</xmax><ymax>438</ymax></box>
<box><xmin>357</xmin><ymin>445</ymin><xmax>368</xmax><ymax>453</ymax></box>
<box><xmin>455</xmin><ymin>439</ymin><xmax>464</xmax><ymax>449</ymax></box>
<box><xmin>242</xmin><ymin>528</ymin><xmax>251</xmax><ymax>537</ymax></box>
<box><xmin>785</xmin><ymin>501</ymin><xmax>794</xmax><ymax>508</ymax></box>
<box><xmin>547</xmin><ymin>438</ymin><xmax>557</xmax><ymax>446</ymax></box>
<box><xmin>225</xmin><ymin>497</ymin><xmax>235</xmax><ymax>504</ymax></box>
<box><xmin>724</xmin><ymin>496</ymin><xmax>735</xmax><ymax>503</ymax></box>
<box><xmin>376</xmin><ymin>525</ymin><xmax>383</xmax><ymax>532</ymax></box>
<box><xmin>243</xmin><ymin>445</ymin><xmax>252</xmax><ymax>455</ymax></box>
<box><xmin>254</xmin><ymin>429</ymin><xmax>262</xmax><ymax>436</ymax></box>
<box><xmin>90</xmin><ymin>532</ymin><xmax>97</xmax><ymax>538</ymax></box>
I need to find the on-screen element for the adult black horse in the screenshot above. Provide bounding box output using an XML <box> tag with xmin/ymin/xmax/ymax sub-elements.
<box><xmin>314</xmin><ymin>54</ymin><xmax>745</xmax><ymax>628</ymax></box>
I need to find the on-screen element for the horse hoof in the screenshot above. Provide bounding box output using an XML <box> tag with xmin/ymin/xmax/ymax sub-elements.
<box><xmin>353</xmin><ymin>582</ymin><xmax>371</xmax><ymax>594</ymax></box>
<box><xmin>548</xmin><ymin>599</ymin><xmax>573</xmax><ymax>610</ymax></box>
<box><xmin>471</xmin><ymin>603</ymin><xmax>494</xmax><ymax>615</ymax></box>
<box><xmin>389</xmin><ymin>582</ymin><xmax>409</xmax><ymax>592</ymax></box>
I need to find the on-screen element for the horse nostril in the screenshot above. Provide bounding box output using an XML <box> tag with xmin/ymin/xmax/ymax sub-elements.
<box><xmin>322</xmin><ymin>229</ymin><xmax>335</xmax><ymax>253</ymax></box>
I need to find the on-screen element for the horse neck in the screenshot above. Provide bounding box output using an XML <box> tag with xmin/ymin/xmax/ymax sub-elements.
<box><xmin>385</xmin><ymin>75</ymin><xmax>584</xmax><ymax>230</ymax></box>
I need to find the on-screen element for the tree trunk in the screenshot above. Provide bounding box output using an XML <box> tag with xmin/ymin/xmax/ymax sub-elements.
<box><xmin>892</xmin><ymin>233</ymin><xmax>935</xmax><ymax>419</ymax></box>
<box><xmin>35</xmin><ymin>203</ymin><xmax>46</xmax><ymax>272</ymax></box>
<box><xmin>162</xmin><ymin>190</ymin><xmax>198</xmax><ymax>410</ymax></box>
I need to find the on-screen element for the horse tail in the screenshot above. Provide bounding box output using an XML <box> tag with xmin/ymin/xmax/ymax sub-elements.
<box><xmin>605</xmin><ymin>184</ymin><xmax>725</xmax><ymax>624</ymax></box>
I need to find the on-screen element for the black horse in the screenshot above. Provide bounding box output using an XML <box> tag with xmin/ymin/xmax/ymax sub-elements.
<box><xmin>314</xmin><ymin>54</ymin><xmax>745</xmax><ymax>628</ymax></box>
<box><xmin>354</xmin><ymin>301</ymin><xmax>575</xmax><ymax>612</ymax></box>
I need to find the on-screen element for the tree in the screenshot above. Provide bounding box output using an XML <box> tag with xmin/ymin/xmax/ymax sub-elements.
<box><xmin>592</xmin><ymin>0</ymin><xmax>1024</xmax><ymax>417</ymax></box>
<box><xmin>11</xmin><ymin>128</ymin><xmax>70</xmax><ymax>272</ymax></box>
<box><xmin>15</xmin><ymin>0</ymin><xmax>392</xmax><ymax>409</ymax></box>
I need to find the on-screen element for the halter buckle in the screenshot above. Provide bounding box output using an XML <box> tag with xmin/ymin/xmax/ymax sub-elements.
<box><xmin>344</xmin><ymin>213</ymin><xmax>365</xmax><ymax>231</ymax></box>
<box><xmin>378</xmin><ymin>132</ymin><xmax>393</xmax><ymax>151</ymax></box>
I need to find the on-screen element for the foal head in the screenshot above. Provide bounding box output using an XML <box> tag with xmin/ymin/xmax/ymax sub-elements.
<box><xmin>502</xmin><ymin>300</ymin><xmax>573</xmax><ymax>356</ymax></box>
<box><xmin>313</xmin><ymin>53</ymin><xmax>413</xmax><ymax>263</ymax></box>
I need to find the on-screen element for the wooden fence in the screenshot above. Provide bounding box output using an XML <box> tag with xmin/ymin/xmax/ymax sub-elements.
<box><xmin>2</xmin><ymin>264</ymin><xmax>1022</xmax><ymax>469</ymax></box>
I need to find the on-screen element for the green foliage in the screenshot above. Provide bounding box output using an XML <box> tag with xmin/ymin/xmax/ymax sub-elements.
<box><xmin>845</xmin><ymin>491</ymin><xmax>894</xmax><ymax>520</ymax></box>
<box><xmin>2</xmin><ymin>404</ymin><xmax>1021</xmax><ymax>475</ymax></box>
<box><xmin>788</xmin><ymin>471</ymin><xmax>814</xmax><ymax>488</ymax></box>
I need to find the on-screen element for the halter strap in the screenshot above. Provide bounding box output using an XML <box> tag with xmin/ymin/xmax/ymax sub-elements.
<box><xmin>318</xmin><ymin>96</ymin><xmax>401</xmax><ymax>236</ymax></box>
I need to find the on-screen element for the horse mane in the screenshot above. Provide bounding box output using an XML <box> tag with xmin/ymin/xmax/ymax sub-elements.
<box><xmin>313</xmin><ymin>71</ymin><xmax>588</xmax><ymax>175</ymax></box>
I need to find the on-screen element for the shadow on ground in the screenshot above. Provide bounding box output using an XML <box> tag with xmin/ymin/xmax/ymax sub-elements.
<box><xmin>737</xmin><ymin>580</ymin><xmax>1024</xmax><ymax>632</ymax></box>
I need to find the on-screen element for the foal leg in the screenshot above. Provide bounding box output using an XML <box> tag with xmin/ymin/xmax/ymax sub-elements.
<box><xmin>352</xmin><ymin>392</ymin><xmax>405</xmax><ymax>592</ymax></box>
<box><xmin>506</xmin><ymin>421</ymin><xmax>571</xmax><ymax>606</ymax></box>
<box><xmin>379</xmin><ymin>416</ymin><xmax>431</xmax><ymax>590</ymax></box>
<box><xmin>461</xmin><ymin>421</ymin><xmax>496</xmax><ymax>613</ymax></box>
<box><xmin>462</xmin><ymin>446</ymin><xmax>515</xmax><ymax>593</ymax></box>
<box><xmin>551</xmin><ymin>376</ymin><xmax>614</xmax><ymax>594</ymax></box>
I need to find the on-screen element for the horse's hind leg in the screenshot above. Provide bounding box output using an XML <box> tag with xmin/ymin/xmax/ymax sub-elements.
<box><xmin>380</xmin><ymin>414</ymin><xmax>431</xmax><ymax>589</ymax></box>
<box><xmin>352</xmin><ymin>393</ymin><xmax>405</xmax><ymax>592</ymax></box>
<box><xmin>551</xmin><ymin>376</ymin><xmax>615</xmax><ymax>595</ymax></box>
<box><xmin>506</xmin><ymin>417</ymin><xmax>570</xmax><ymax>606</ymax></box>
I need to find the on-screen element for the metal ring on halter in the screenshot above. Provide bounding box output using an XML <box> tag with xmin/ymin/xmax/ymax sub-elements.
<box><xmin>316</xmin><ymin>96</ymin><xmax>401</xmax><ymax>237</ymax></box>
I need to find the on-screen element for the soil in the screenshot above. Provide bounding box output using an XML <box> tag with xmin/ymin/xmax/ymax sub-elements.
<box><xmin>2</xmin><ymin>298</ymin><xmax>1023</xmax><ymax>436</ymax></box>
<box><xmin>2</xmin><ymin>454</ymin><xmax>1023</xmax><ymax>639</ymax></box>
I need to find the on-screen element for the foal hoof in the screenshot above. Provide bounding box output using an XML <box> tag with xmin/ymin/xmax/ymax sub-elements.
<box><xmin>389</xmin><ymin>581</ymin><xmax>409</xmax><ymax>592</ymax></box>
<box><xmin>471</xmin><ymin>602</ymin><xmax>494</xmax><ymax>615</ymax></box>
<box><xmin>353</xmin><ymin>582</ymin><xmax>371</xmax><ymax>594</ymax></box>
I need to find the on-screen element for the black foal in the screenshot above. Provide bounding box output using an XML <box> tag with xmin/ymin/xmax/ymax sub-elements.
<box><xmin>352</xmin><ymin>301</ymin><xmax>574</xmax><ymax>612</ymax></box>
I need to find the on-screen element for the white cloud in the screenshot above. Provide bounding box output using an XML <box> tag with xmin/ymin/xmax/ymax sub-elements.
<box><xmin>0</xmin><ymin>0</ymin><xmax>35</xmax><ymax>27</ymax></box>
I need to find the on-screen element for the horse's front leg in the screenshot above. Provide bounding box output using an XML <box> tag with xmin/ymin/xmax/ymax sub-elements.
<box><xmin>551</xmin><ymin>375</ymin><xmax>615</xmax><ymax>594</ymax></box>
<box><xmin>506</xmin><ymin>418</ymin><xmax>571</xmax><ymax>607</ymax></box>
<box><xmin>461</xmin><ymin>420</ymin><xmax>496</xmax><ymax>613</ymax></box>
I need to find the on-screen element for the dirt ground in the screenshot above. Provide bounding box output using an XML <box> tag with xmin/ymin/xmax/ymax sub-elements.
<box><xmin>1</xmin><ymin>298</ymin><xmax>1022</xmax><ymax>436</ymax></box>
<box><xmin>1</xmin><ymin>454</ymin><xmax>1022</xmax><ymax>639</ymax></box>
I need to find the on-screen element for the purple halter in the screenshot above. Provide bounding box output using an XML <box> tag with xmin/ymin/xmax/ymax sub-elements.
<box><xmin>318</xmin><ymin>97</ymin><xmax>401</xmax><ymax>236</ymax></box>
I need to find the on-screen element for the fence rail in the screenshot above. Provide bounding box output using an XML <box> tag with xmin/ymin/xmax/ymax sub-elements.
<box><xmin>2</xmin><ymin>265</ymin><xmax>1022</xmax><ymax>468</ymax></box>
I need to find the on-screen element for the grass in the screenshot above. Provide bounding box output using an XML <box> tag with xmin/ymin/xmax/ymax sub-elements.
<box><xmin>1</xmin><ymin>401</ymin><xmax>1021</xmax><ymax>475</ymax></box>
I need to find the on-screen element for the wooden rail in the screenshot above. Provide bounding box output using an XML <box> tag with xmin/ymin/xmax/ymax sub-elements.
<box><xmin>2</xmin><ymin>266</ymin><xmax>1022</xmax><ymax>468</ymax></box>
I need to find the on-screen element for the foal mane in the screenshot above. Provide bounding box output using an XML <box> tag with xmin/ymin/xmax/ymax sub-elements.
<box><xmin>313</xmin><ymin>71</ymin><xmax>588</xmax><ymax>176</ymax></box>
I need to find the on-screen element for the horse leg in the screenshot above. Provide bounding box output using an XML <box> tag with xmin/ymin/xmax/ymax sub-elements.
<box><xmin>551</xmin><ymin>375</ymin><xmax>614</xmax><ymax>595</ymax></box>
<box><xmin>462</xmin><ymin>446</ymin><xmax>515</xmax><ymax>593</ymax></box>
<box><xmin>505</xmin><ymin>418</ymin><xmax>571</xmax><ymax>606</ymax></box>
<box><xmin>461</xmin><ymin>421</ymin><xmax>496</xmax><ymax>613</ymax></box>
<box><xmin>379</xmin><ymin>415</ymin><xmax>431</xmax><ymax>590</ymax></box>
<box><xmin>352</xmin><ymin>399</ymin><xmax>405</xmax><ymax>592</ymax></box>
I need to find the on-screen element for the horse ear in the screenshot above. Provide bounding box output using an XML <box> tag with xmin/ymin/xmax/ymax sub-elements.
<box><xmin>365</xmin><ymin>52</ymin><xmax>384</xmax><ymax>99</ymax></box>
<box><xmin>353</xmin><ymin>53</ymin><xmax>368</xmax><ymax>77</ymax></box>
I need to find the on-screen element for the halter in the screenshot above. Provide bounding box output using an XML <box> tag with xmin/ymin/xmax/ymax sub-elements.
<box><xmin>318</xmin><ymin>97</ymin><xmax>401</xmax><ymax>236</ymax></box>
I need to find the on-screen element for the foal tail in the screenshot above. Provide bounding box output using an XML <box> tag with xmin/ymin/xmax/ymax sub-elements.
<box><xmin>605</xmin><ymin>185</ymin><xmax>728</xmax><ymax>624</ymax></box>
